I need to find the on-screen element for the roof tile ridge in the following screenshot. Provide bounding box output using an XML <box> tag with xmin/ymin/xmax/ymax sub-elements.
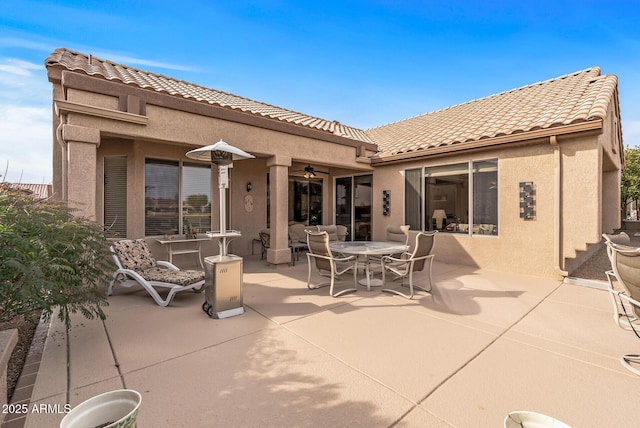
<box><xmin>47</xmin><ymin>48</ymin><xmax>369</xmax><ymax>135</ymax></box>
<box><xmin>587</xmin><ymin>73</ymin><xmax>618</xmax><ymax>120</ymax></box>
<box><xmin>366</xmin><ymin>66</ymin><xmax>602</xmax><ymax>131</ymax></box>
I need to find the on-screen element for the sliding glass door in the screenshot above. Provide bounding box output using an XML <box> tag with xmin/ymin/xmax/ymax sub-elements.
<box><xmin>335</xmin><ymin>175</ymin><xmax>372</xmax><ymax>241</ymax></box>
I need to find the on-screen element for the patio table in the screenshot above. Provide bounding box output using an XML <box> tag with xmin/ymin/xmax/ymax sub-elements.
<box><xmin>329</xmin><ymin>241</ymin><xmax>408</xmax><ymax>291</ymax></box>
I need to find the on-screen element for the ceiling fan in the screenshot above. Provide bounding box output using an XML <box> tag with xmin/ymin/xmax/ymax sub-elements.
<box><xmin>296</xmin><ymin>164</ymin><xmax>329</xmax><ymax>179</ymax></box>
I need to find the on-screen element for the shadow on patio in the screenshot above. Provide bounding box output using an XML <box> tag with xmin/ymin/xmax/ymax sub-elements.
<box><xmin>8</xmin><ymin>256</ymin><xmax>640</xmax><ymax>427</ymax></box>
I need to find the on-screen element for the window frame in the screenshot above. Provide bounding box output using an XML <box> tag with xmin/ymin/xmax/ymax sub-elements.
<box><xmin>404</xmin><ymin>157</ymin><xmax>499</xmax><ymax>236</ymax></box>
<box><xmin>144</xmin><ymin>157</ymin><xmax>212</xmax><ymax>237</ymax></box>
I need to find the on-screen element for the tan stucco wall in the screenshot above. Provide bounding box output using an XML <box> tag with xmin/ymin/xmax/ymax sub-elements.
<box><xmin>371</xmin><ymin>129</ymin><xmax>624</xmax><ymax>279</ymax></box>
<box><xmin>373</xmin><ymin>145</ymin><xmax>561</xmax><ymax>277</ymax></box>
<box><xmin>50</xmin><ymin>75</ymin><xmax>623</xmax><ymax>277</ymax></box>
<box><xmin>53</xmin><ymin>80</ymin><xmax>373</xmax><ymax>265</ymax></box>
<box><xmin>599</xmin><ymin>101</ymin><xmax>624</xmax><ymax>234</ymax></box>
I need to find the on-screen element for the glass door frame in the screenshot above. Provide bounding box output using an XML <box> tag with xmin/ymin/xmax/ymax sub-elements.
<box><xmin>334</xmin><ymin>173</ymin><xmax>373</xmax><ymax>241</ymax></box>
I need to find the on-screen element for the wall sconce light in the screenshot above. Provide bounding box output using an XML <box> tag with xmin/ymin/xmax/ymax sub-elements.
<box><xmin>382</xmin><ymin>190</ymin><xmax>391</xmax><ymax>216</ymax></box>
<box><xmin>246</xmin><ymin>182</ymin><xmax>252</xmax><ymax>192</ymax></box>
<box><xmin>519</xmin><ymin>181</ymin><xmax>535</xmax><ymax>219</ymax></box>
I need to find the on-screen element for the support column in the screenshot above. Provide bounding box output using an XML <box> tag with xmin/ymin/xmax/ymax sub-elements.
<box><xmin>266</xmin><ymin>155</ymin><xmax>291</xmax><ymax>265</ymax></box>
<box><xmin>62</xmin><ymin>124</ymin><xmax>100</xmax><ymax>219</ymax></box>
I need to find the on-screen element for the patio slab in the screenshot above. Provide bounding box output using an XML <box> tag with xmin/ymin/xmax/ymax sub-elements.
<box><xmin>124</xmin><ymin>327</ymin><xmax>414</xmax><ymax>427</ymax></box>
<box><xmin>14</xmin><ymin>258</ymin><xmax>640</xmax><ymax>427</ymax></box>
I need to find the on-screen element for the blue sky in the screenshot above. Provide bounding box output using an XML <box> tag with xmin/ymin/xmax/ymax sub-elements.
<box><xmin>1</xmin><ymin>0</ymin><xmax>639</xmax><ymax>183</ymax></box>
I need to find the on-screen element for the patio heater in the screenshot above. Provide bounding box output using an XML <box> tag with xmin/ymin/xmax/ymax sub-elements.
<box><xmin>186</xmin><ymin>140</ymin><xmax>254</xmax><ymax>319</ymax></box>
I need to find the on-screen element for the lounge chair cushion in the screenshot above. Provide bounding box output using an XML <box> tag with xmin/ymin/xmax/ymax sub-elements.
<box><xmin>140</xmin><ymin>267</ymin><xmax>205</xmax><ymax>286</ymax></box>
<box><xmin>112</xmin><ymin>239</ymin><xmax>157</xmax><ymax>271</ymax></box>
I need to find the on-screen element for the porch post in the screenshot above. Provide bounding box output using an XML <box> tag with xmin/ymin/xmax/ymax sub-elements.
<box><xmin>266</xmin><ymin>155</ymin><xmax>292</xmax><ymax>265</ymax></box>
<box><xmin>62</xmin><ymin>124</ymin><xmax>100</xmax><ymax>219</ymax></box>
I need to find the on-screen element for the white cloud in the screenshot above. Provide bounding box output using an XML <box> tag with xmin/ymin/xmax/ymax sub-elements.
<box><xmin>0</xmin><ymin>56</ymin><xmax>51</xmax><ymax>184</ymax></box>
<box><xmin>89</xmin><ymin>50</ymin><xmax>199</xmax><ymax>73</ymax></box>
<box><xmin>0</xmin><ymin>37</ymin><xmax>55</xmax><ymax>53</ymax></box>
<box><xmin>0</xmin><ymin>104</ymin><xmax>51</xmax><ymax>184</ymax></box>
<box><xmin>0</xmin><ymin>58</ymin><xmax>41</xmax><ymax>76</ymax></box>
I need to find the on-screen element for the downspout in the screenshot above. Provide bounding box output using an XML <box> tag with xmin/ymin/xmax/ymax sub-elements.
<box><xmin>54</xmin><ymin>76</ymin><xmax>68</xmax><ymax>201</ymax></box>
<box><xmin>551</xmin><ymin>135</ymin><xmax>568</xmax><ymax>276</ymax></box>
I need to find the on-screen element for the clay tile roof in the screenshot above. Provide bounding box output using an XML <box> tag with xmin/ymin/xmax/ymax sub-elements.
<box><xmin>45</xmin><ymin>48</ymin><xmax>374</xmax><ymax>145</ymax></box>
<box><xmin>366</xmin><ymin>67</ymin><xmax>618</xmax><ymax>156</ymax></box>
<box><xmin>4</xmin><ymin>183</ymin><xmax>52</xmax><ymax>199</ymax></box>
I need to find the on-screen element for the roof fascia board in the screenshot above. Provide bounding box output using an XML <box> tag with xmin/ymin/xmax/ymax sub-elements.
<box><xmin>55</xmin><ymin>99</ymin><xmax>148</xmax><ymax>125</ymax></box>
<box><xmin>370</xmin><ymin>120</ymin><xmax>603</xmax><ymax>165</ymax></box>
<box><xmin>59</xmin><ymin>70</ymin><xmax>377</xmax><ymax>151</ymax></box>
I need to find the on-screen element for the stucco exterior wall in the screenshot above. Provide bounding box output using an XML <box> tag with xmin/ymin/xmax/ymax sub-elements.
<box><xmin>48</xmin><ymin>69</ymin><xmax>623</xmax><ymax>277</ymax></box>
<box><xmin>51</xmin><ymin>77</ymin><xmax>372</xmax><ymax>265</ymax></box>
<box><xmin>560</xmin><ymin>136</ymin><xmax>601</xmax><ymax>260</ymax></box>
<box><xmin>599</xmin><ymin>101</ymin><xmax>624</xmax><ymax>234</ymax></box>
<box><xmin>373</xmin><ymin>142</ymin><xmax>574</xmax><ymax>278</ymax></box>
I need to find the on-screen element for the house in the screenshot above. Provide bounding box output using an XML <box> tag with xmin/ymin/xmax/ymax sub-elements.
<box><xmin>45</xmin><ymin>48</ymin><xmax>623</xmax><ymax>278</ymax></box>
<box><xmin>2</xmin><ymin>183</ymin><xmax>52</xmax><ymax>200</ymax></box>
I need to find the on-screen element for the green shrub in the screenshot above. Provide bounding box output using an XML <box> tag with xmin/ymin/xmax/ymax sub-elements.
<box><xmin>0</xmin><ymin>185</ymin><xmax>111</xmax><ymax>329</ymax></box>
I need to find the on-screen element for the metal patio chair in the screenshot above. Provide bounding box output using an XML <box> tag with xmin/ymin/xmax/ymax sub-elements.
<box><xmin>306</xmin><ymin>231</ymin><xmax>358</xmax><ymax>297</ymax></box>
<box><xmin>604</xmin><ymin>239</ymin><xmax>640</xmax><ymax>376</ymax></box>
<box><xmin>602</xmin><ymin>232</ymin><xmax>640</xmax><ymax>331</ymax></box>
<box><xmin>258</xmin><ymin>231</ymin><xmax>270</xmax><ymax>260</ymax></box>
<box><xmin>381</xmin><ymin>231</ymin><xmax>437</xmax><ymax>299</ymax></box>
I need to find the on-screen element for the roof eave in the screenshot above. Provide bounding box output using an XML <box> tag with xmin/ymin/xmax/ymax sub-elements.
<box><xmin>54</xmin><ymin>70</ymin><xmax>378</xmax><ymax>151</ymax></box>
<box><xmin>370</xmin><ymin>120</ymin><xmax>604</xmax><ymax>165</ymax></box>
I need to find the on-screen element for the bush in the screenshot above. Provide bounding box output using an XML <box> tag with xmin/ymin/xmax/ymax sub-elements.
<box><xmin>0</xmin><ymin>185</ymin><xmax>112</xmax><ymax>329</ymax></box>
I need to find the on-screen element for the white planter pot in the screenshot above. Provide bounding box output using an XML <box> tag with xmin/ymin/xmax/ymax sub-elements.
<box><xmin>60</xmin><ymin>389</ymin><xmax>142</xmax><ymax>428</ymax></box>
<box><xmin>504</xmin><ymin>411</ymin><xmax>571</xmax><ymax>428</ymax></box>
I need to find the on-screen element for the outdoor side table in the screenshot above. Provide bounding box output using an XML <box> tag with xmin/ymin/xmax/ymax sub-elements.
<box><xmin>156</xmin><ymin>235</ymin><xmax>209</xmax><ymax>269</ymax></box>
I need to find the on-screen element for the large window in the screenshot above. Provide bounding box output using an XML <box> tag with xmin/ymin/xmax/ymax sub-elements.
<box><xmin>145</xmin><ymin>159</ymin><xmax>211</xmax><ymax>236</ymax></box>
<box><xmin>472</xmin><ymin>159</ymin><xmax>498</xmax><ymax>235</ymax></box>
<box><xmin>182</xmin><ymin>163</ymin><xmax>212</xmax><ymax>234</ymax></box>
<box><xmin>426</xmin><ymin>163</ymin><xmax>469</xmax><ymax>233</ymax></box>
<box><xmin>405</xmin><ymin>159</ymin><xmax>498</xmax><ymax>235</ymax></box>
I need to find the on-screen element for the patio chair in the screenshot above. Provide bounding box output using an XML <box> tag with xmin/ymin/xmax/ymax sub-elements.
<box><xmin>381</xmin><ymin>231</ymin><xmax>437</xmax><ymax>299</ymax></box>
<box><xmin>289</xmin><ymin>233</ymin><xmax>308</xmax><ymax>266</ymax></box>
<box><xmin>110</xmin><ymin>239</ymin><xmax>204</xmax><ymax>307</ymax></box>
<box><xmin>604</xmin><ymin>240</ymin><xmax>640</xmax><ymax>376</ymax></box>
<box><xmin>317</xmin><ymin>225</ymin><xmax>339</xmax><ymax>241</ymax></box>
<box><xmin>258</xmin><ymin>230</ymin><xmax>270</xmax><ymax>260</ymax></box>
<box><xmin>602</xmin><ymin>233</ymin><xmax>639</xmax><ymax>331</ymax></box>
<box><xmin>369</xmin><ymin>225</ymin><xmax>410</xmax><ymax>269</ymax></box>
<box><xmin>336</xmin><ymin>225</ymin><xmax>348</xmax><ymax>241</ymax></box>
<box><xmin>306</xmin><ymin>231</ymin><xmax>358</xmax><ymax>297</ymax></box>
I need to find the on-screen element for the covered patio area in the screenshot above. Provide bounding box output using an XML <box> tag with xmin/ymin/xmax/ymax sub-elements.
<box><xmin>11</xmin><ymin>257</ymin><xmax>640</xmax><ymax>427</ymax></box>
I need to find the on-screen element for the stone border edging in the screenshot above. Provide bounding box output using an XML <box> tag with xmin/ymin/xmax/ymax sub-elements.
<box><xmin>1</xmin><ymin>316</ymin><xmax>51</xmax><ymax>428</ymax></box>
<box><xmin>0</xmin><ymin>329</ymin><xmax>18</xmax><ymax>426</ymax></box>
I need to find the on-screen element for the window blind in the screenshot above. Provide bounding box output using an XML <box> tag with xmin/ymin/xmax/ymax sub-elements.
<box><xmin>104</xmin><ymin>156</ymin><xmax>127</xmax><ymax>237</ymax></box>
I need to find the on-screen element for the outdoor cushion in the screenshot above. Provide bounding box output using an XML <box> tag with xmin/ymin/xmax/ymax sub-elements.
<box><xmin>112</xmin><ymin>239</ymin><xmax>157</xmax><ymax>271</ymax></box>
<box><xmin>140</xmin><ymin>267</ymin><xmax>205</xmax><ymax>286</ymax></box>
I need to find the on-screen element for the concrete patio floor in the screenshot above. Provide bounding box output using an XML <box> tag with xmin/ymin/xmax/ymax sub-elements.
<box><xmin>10</xmin><ymin>256</ymin><xmax>640</xmax><ymax>427</ymax></box>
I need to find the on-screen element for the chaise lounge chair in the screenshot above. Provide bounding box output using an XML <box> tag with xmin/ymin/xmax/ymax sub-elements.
<box><xmin>110</xmin><ymin>239</ymin><xmax>205</xmax><ymax>306</ymax></box>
